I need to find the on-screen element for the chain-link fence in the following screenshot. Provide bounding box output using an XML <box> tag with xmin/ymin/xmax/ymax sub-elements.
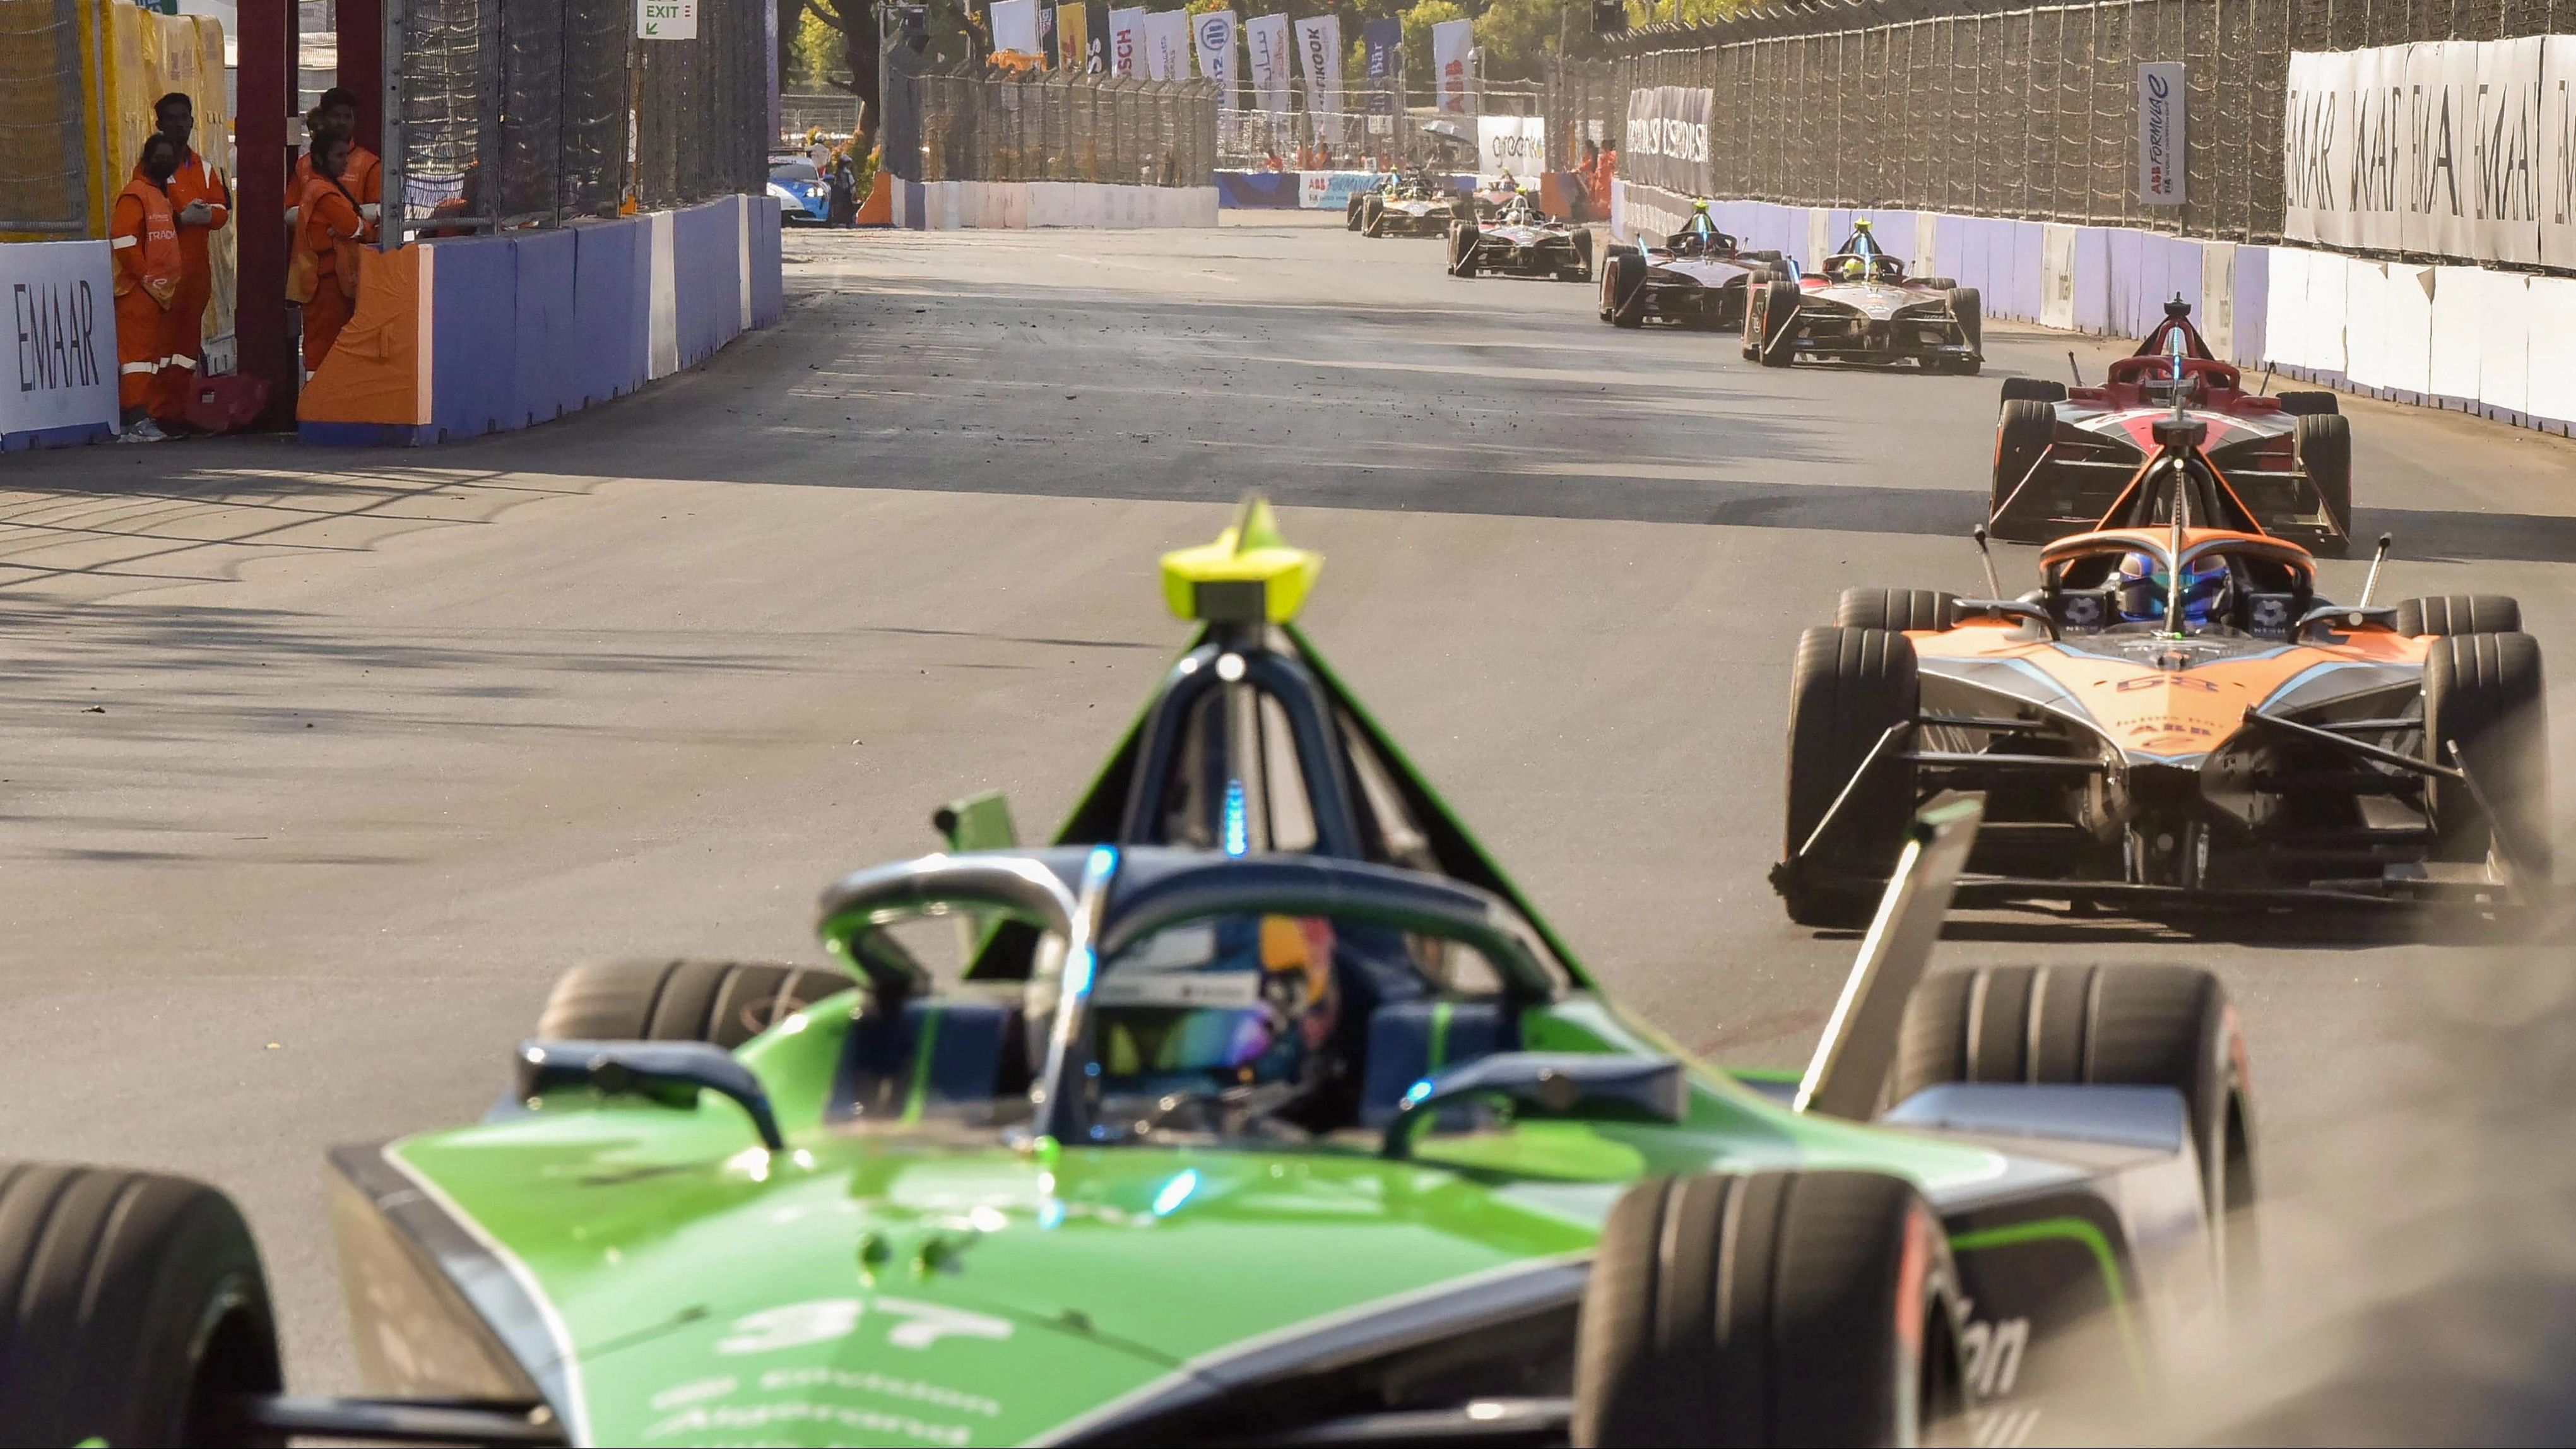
<box><xmin>782</xmin><ymin>91</ymin><xmax>865</xmax><ymax>140</ymax></box>
<box><xmin>883</xmin><ymin>56</ymin><xmax>1217</xmax><ymax>184</ymax></box>
<box><xmin>1214</xmin><ymin>109</ymin><xmax>1426</xmax><ymax>169</ymax></box>
<box><xmin>0</xmin><ymin>0</ymin><xmax>86</xmax><ymax>235</ymax></box>
<box><xmin>1547</xmin><ymin>0</ymin><xmax>2576</xmax><ymax>244</ymax></box>
<box><xmin>392</xmin><ymin>0</ymin><xmax>765</xmax><ymax>239</ymax></box>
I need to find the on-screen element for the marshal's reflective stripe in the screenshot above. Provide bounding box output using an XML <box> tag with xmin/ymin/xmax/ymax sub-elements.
<box><xmin>119</xmin><ymin>361</ymin><xmax>157</xmax><ymax>376</ymax></box>
<box><xmin>110</xmin><ymin>234</ymin><xmax>138</xmax><ymax>250</ymax></box>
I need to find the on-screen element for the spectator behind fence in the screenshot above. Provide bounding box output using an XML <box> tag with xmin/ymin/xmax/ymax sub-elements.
<box><xmin>143</xmin><ymin>92</ymin><xmax>228</xmax><ymax>425</ymax></box>
<box><xmin>288</xmin><ymin>88</ymin><xmax>381</xmax><ymax>232</ymax></box>
<box><xmin>1590</xmin><ymin>141</ymin><xmax>1616</xmax><ymax>220</ymax></box>
<box><xmin>292</xmin><ymin>130</ymin><xmax>375</xmax><ymax>379</ymax></box>
<box><xmin>111</xmin><ymin>134</ymin><xmax>185</xmax><ymax>443</ymax></box>
<box><xmin>1576</xmin><ymin>139</ymin><xmax>1600</xmax><ymax>222</ymax></box>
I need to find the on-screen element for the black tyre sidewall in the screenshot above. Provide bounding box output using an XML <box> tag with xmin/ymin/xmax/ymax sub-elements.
<box><xmin>535</xmin><ymin>958</ymin><xmax>851</xmax><ymax>1048</ymax></box>
<box><xmin>2295</xmin><ymin>413</ymin><xmax>2353</xmax><ymax>540</ymax></box>
<box><xmin>1783</xmin><ymin>627</ymin><xmax>1920</xmax><ymax>901</ymax></box>
<box><xmin>2424</xmin><ymin>632</ymin><xmax>2551</xmax><ymax>877</ymax></box>
<box><xmin>1990</xmin><ymin>398</ymin><xmax>2059</xmax><ymax>539</ymax></box>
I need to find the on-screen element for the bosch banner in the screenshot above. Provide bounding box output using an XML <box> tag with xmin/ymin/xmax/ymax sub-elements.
<box><xmin>1107</xmin><ymin>6</ymin><xmax>1143</xmax><ymax>75</ymax></box>
<box><xmin>2284</xmin><ymin>39</ymin><xmax>2559</xmax><ymax>268</ymax></box>
<box><xmin>1622</xmin><ymin>86</ymin><xmax>1713</xmax><ymax>196</ymax></box>
<box><xmin>1362</xmin><ymin>19</ymin><xmax>1400</xmax><ymax>116</ymax></box>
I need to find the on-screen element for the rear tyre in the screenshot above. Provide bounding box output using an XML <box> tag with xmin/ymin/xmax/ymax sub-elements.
<box><xmin>1836</xmin><ymin>588</ymin><xmax>1959</xmax><ymax>632</ymax></box>
<box><xmin>1601</xmin><ymin>250</ymin><xmax>1648</xmax><ymax>327</ymax></box>
<box><xmin>1780</xmin><ymin>626</ymin><xmax>1920</xmax><ymax>927</ymax></box>
<box><xmin>1889</xmin><ymin>964</ymin><xmax>2257</xmax><ymax>1282</ymax></box>
<box><xmin>1917</xmin><ymin>275</ymin><xmax>1959</xmax><ymax>290</ymax></box>
<box><xmin>1754</xmin><ymin>279</ymin><xmax>1801</xmax><ymax>368</ymax></box>
<box><xmin>2295</xmin><ymin>413</ymin><xmax>2353</xmax><ymax>550</ymax></box>
<box><xmin>1988</xmin><ymin>398</ymin><xmax>2060</xmax><ymax>542</ymax></box>
<box><xmin>2275</xmin><ymin>389</ymin><xmax>2339</xmax><ymax>416</ymax></box>
<box><xmin>1446</xmin><ymin>222</ymin><xmax>1480</xmax><ymax>278</ymax></box>
<box><xmin>1573</xmin><ymin>1170</ymin><xmax>1961</xmax><ymax>1448</ymax></box>
<box><xmin>2394</xmin><ymin>594</ymin><xmax>2522</xmax><ymax>637</ymax></box>
<box><xmin>535</xmin><ymin>958</ymin><xmax>851</xmax><ymax>1048</ymax></box>
<box><xmin>1562</xmin><ymin>228</ymin><xmax>1595</xmax><ymax>283</ymax></box>
<box><xmin>0</xmin><ymin>1163</ymin><xmax>285</xmax><ymax>1448</ymax></box>
<box><xmin>1999</xmin><ymin>376</ymin><xmax>2069</xmax><ymax>405</ymax></box>
<box><xmin>2423</xmin><ymin>632</ymin><xmax>2551</xmax><ymax>880</ymax></box>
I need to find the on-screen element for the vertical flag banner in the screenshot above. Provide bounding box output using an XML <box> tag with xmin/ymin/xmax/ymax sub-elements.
<box><xmin>1193</xmin><ymin>9</ymin><xmax>1237</xmax><ymax>106</ymax></box>
<box><xmin>1143</xmin><ymin>9</ymin><xmax>1188</xmax><ymax>80</ymax></box>
<box><xmin>1244</xmin><ymin>12</ymin><xmax>1291</xmax><ymax>114</ymax></box>
<box><xmin>2136</xmin><ymin>61</ymin><xmax>2185</xmax><ymax>204</ymax></box>
<box><xmin>1431</xmin><ymin>18</ymin><xmax>1473</xmax><ymax>114</ymax></box>
<box><xmin>1108</xmin><ymin>6</ymin><xmax>1145</xmax><ymax>74</ymax></box>
<box><xmin>1362</xmin><ymin>18</ymin><xmax>1400</xmax><ymax>116</ymax></box>
<box><xmin>1056</xmin><ymin>1</ymin><xmax>1089</xmax><ymax>71</ymax></box>
<box><xmin>990</xmin><ymin>0</ymin><xmax>1040</xmax><ymax>56</ymax></box>
<box><xmin>1293</xmin><ymin>15</ymin><xmax>1340</xmax><ymax>115</ymax></box>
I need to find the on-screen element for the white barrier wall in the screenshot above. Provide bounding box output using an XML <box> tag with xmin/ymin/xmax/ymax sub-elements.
<box><xmin>3</xmin><ymin>240</ymin><xmax>119</xmax><ymax>450</ymax></box>
<box><xmin>892</xmin><ymin>180</ymin><xmax>1219</xmax><ymax>230</ymax></box>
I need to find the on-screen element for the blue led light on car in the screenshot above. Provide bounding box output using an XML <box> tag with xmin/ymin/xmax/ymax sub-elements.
<box><xmin>1152</xmin><ymin>1169</ymin><xmax>1201</xmax><ymax>1217</ymax></box>
<box><xmin>1222</xmin><ymin>780</ymin><xmax>1250</xmax><ymax>856</ymax></box>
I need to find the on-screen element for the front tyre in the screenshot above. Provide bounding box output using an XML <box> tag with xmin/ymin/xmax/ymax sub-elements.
<box><xmin>1573</xmin><ymin>1170</ymin><xmax>1962</xmax><ymax>1448</ymax></box>
<box><xmin>1446</xmin><ymin>222</ymin><xmax>1481</xmax><ymax>278</ymax></box>
<box><xmin>0</xmin><ymin>1163</ymin><xmax>285</xmax><ymax>1447</ymax></box>
<box><xmin>1946</xmin><ymin>285</ymin><xmax>1983</xmax><ymax>366</ymax></box>
<box><xmin>2424</xmin><ymin>631</ymin><xmax>2551</xmax><ymax>880</ymax></box>
<box><xmin>1988</xmin><ymin>398</ymin><xmax>2060</xmax><ymax>542</ymax></box>
<box><xmin>1780</xmin><ymin>625</ymin><xmax>1920</xmax><ymax>926</ymax></box>
<box><xmin>2295</xmin><ymin>413</ymin><xmax>2353</xmax><ymax>550</ymax></box>
<box><xmin>1561</xmin><ymin>228</ymin><xmax>1595</xmax><ymax>283</ymax></box>
<box><xmin>1602</xmin><ymin>250</ymin><xmax>1648</xmax><ymax>326</ymax></box>
<box><xmin>1754</xmin><ymin>278</ymin><xmax>1802</xmax><ymax>367</ymax></box>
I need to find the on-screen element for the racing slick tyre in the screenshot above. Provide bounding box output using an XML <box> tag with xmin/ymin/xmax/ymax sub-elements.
<box><xmin>1561</xmin><ymin>228</ymin><xmax>1595</xmax><ymax>283</ymax></box>
<box><xmin>1999</xmin><ymin>377</ymin><xmax>2069</xmax><ymax>405</ymax></box>
<box><xmin>1362</xmin><ymin>198</ymin><xmax>1390</xmax><ymax>239</ymax></box>
<box><xmin>1888</xmin><ymin>964</ymin><xmax>2257</xmax><ymax>1290</ymax></box>
<box><xmin>1917</xmin><ymin>275</ymin><xmax>1958</xmax><ymax>291</ymax></box>
<box><xmin>535</xmin><ymin>957</ymin><xmax>850</xmax><ymax>1048</ymax></box>
<box><xmin>1346</xmin><ymin>194</ymin><xmax>1367</xmax><ymax>231</ymax></box>
<box><xmin>2395</xmin><ymin>594</ymin><xmax>2523</xmax><ymax>637</ymax></box>
<box><xmin>1987</xmin><ymin>399</ymin><xmax>2060</xmax><ymax>542</ymax></box>
<box><xmin>0</xmin><ymin>1162</ymin><xmax>285</xmax><ymax>1447</ymax></box>
<box><xmin>1573</xmin><ymin>1169</ymin><xmax>1963</xmax><ymax>1448</ymax></box>
<box><xmin>1602</xmin><ymin>250</ymin><xmax>1648</xmax><ymax>326</ymax></box>
<box><xmin>1752</xmin><ymin>279</ymin><xmax>1802</xmax><ymax>367</ymax></box>
<box><xmin>1836</xmin><ymin>588</ymin><xmax>1959</xmax><ymax>632</ymax></box>
<box><xmin>2274</xmin><ymin>389</ymin><xmax>2340</xmax><ymax>416</ymax></box>
<box><xmin>1780</xmin><ymin>626</ymin><xmax>1920</xmax><ymax>927</ymax></box>
<box><xmin>1945</xmin><ymin>287</ymin><xmax>1984</xmax><ymax>374</ymax></box>
<box><xmin>2423</xmin><ymin>631</ymin><xmax>2551</xmax><ymax>880</ymax></box>
<box><xmin>1446</xmin><ymin>223</ymin><xmax>1480</xmax><ymax>278</ymax></box>
<box><xmin>2294</xmin><ymin>413</ymin><xmax>2353</xmax><ymax>553</ymax></box>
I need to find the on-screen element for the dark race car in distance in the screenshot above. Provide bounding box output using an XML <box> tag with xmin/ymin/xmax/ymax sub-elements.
<box><xmin>1990</xmin><ymin>300</ymin><xmax>2353</xmax><ymax>555</ymax></box>
<box><xmin>1348</xmin><ymin>174</ymin><xmax>1463</xmax><ymax>239</ymax></box>
<box><xmin>1743</xmin><ymin>219</ymin><xmax>1982</xmax><ymax>374</ymax></box>
<box><xmin>1448</xmin><ymin>194</ymin><xmax>1593</xmax><ymax>282</ymax></box>
<box><xmin>1599</xmin><ymin>199</ymin><xmax>1793</xmax><ymax>329</ymax></box>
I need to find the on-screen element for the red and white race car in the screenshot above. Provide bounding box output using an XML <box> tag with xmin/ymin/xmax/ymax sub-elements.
<box><xmin>1988</xmin><ymin>302</ymin><xmax>2353</xmax><ymax>555</ymax></box>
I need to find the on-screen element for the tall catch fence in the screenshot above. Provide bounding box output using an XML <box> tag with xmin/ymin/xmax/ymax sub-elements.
<box><xmin>883</xmin><ymin>57</ymin><xmax>1217</xmax><ymax>184</ymax></box>
<box><xmin>390</xmin><ymin>0</ymin><xmax>765</xmax><ymax>239</ymax></box>
<box><xmin>0</xmin><ymin>0</ymin><xmax>86</xmax><ymax>235</ymax></box>
<box><xmin>1545</xmin><ymin>0</ymin><xmax>2576</xmax><ymax>244</ymax></box>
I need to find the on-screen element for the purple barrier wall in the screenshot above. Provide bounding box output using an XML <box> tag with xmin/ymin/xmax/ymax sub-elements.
<box><xmin>569</xmin><ymin>218</ymin><xmax>644</xmax><ymax>411</ymax></box>
<box><xmin>511</xmin><ymin>228</ymin><xmax>579</xmax><ymax>430</ymax></box>
<box><xmin>2073</xmin><ymin>228</ymin><xmax>2112</xmax><ymax>333</ymax></box>
<box><xmin>2007</xmin><ymin>221</ymin><xmax>2044</xmax><ymax>321</ymax></box>
<box><xmin>671</xmin><ymin>200</ymin><xmax>740</xmax><ymax>370</ymax></box>
<box><xmin>2232</xmin><ymin>245</ymin><xmax>2269</xmax><ymax>368</ymax></box>
<box><xmin>750</xmin><ymin>196</ymin><xmax>783</xmax><ymax>329</ymax></box>
<box><xmin>1215</xmin><ymin>171</ymin><xmax>1301</xmax><ymax>208</ymax></box>
<box><xmin>425</xmin><ymin>235</ymin><xmax>519</xmax><ymax>441</ymax></box>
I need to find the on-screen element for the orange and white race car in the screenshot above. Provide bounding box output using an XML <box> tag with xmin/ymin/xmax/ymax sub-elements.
<box><xmin>1772</xmin><ymin>410</ymin><xmax>2548</xmax><ymax>926</ymax></box>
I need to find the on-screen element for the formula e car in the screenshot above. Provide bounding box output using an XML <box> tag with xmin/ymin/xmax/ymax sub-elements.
<box><xmin>1775</xmin><ymin>409</ymin><xmax>2548</xmax><ymax>927</ymax></box>
<box><xmin>5</xmin><ymin>504</ymin><xmax>2259</xmax><ymax>1448</ymax></box>
<box><xmin>1742</xmin><ymin>219</ymin><xmax>1982</xmax><ymax>373</ymax></box>
<box><xmin>1448</xmin><ymin>195</ymin><xmax>1593</xmax><ymax>282</ymax></box>
<box><xmin>1990</xmin><ymin>300</ymin><xmax>2353</xmax><ymax>555</ymax></box>
<box><xmin>1348</xmin><ymin>174</ymin><xmax>1462</xmax><ymax>239</ymax></box>
<box><xmin>1598</xmin><ymin>200</ymin><xmax>1792</xmax><ymax>329</ymax></box>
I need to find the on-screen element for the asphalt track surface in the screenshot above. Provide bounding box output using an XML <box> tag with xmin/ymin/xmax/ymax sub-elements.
<box><xmin>1</xmin><ymin>211</ymin><xmax>2570</xmax><ymax>1394</ymax></box>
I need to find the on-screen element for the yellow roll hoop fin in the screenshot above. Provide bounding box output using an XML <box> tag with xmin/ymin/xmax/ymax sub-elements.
<box><xmin>1159</xmin><ymin>495</ymin><xmax>1324</xmax><ymax>624</ymax></box>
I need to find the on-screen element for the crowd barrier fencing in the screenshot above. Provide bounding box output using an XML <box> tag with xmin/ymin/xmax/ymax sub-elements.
<box><xmin>1615</xmin><ymin>178</ymin><xmax>2575</xmax><ymax>437</ymax></box>
<box><xmin>298</xmin><ymin>194</ymin><xmax>783</xmax><ymax>446</ymax></box>
<box><xmin>889</xmin><ymin>180</ymin><xmax>1219</xmax><ymax>230</ymax></box>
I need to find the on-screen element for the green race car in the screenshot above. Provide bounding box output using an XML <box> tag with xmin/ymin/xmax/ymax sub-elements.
<box><xmin>1</xmin><ymin>503</ymin><xmax>2256</xmax><ymax>1447</ymax></box>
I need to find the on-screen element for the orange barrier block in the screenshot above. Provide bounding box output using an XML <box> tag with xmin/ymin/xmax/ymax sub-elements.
<box><xmin>297</xmin><ymin>244</ymin><xmax>429</xmax><ymax>443</ymax></box>
<box><xmin>854</xmin><ymin>170</ymin><xmax>892</xmax><ymax>227</ymax></box>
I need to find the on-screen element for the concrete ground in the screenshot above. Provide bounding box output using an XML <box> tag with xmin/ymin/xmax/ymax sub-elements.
<box><xmin>2</xmin><ymin>208</ymin><xmax>2571</xmax><ymax>1393</ymax></box>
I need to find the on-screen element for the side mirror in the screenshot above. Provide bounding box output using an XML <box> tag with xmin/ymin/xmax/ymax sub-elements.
<box><xmin>514</xmin><ymin>1040</ymin><xmax>786</xmax><ymax>1152</ymax></box>
<box><xmin>1381</xmin><ymin>1051</ymin><xmax>1686</xmax><ymax>1159</ymax></box>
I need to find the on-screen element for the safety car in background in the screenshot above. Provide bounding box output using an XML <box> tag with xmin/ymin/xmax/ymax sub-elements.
<box><xmin>1775</xmin><ymin>407</ymin><xmax>2546</xmax><ymax>927</ymax></box>
<box><xmin>1447</xmin><ymin>194</ymin><xmax>1593</xmax><ymax>282</ymax></box>
<box><xmin>766</xmin><ymin>153</ymin><xmax>832</xmax><ymax>225</ymax></box>
<box><xmin>1742</xmin><ymin>219</ymin><xmax>1982</xmax><ymax>373</ymax></box>
<box><xmin>1599</xmin><ymin>199</ymin><xmax>1793</xmax><ymax>329</ymax></box>
<box><xmin>0</xmin><ymin>501</ymin><xmax>2264</xmax><ymax>1448</ymax></box>
<box><xmin>1990</xmin><ymin>300</ymin><xmax>2353</xmax><ymax>554</ymax></box>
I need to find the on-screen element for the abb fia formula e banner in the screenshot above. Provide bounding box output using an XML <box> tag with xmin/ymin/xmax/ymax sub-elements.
<box><xmin>1432</xmin><ymin>19</ymin><xmax>1474</xmax><ymax>114</ymax></box>
<box><xmin>2282</xmin><ymin>38</ymin><xmax>2573</xmax><ymax>268</ymax></box>
<box><xmin>1244</xmin><ymin>12</ymin><xmax>1291</xmax><ymax>112</ymax></box>
<box><xmin>2137</xmin><ymin>62</ymin><xmax>2185</xmax><ymax>204</ymax></box>
<box><xmin>1293</xmin><ymin>15</ymin><xmax>1340</xmax><ymax>116</ymax></box>
<box><xmin>1622</xmin><ymin>86</ymin><xmax>1713</xmax><ymax>196</ymax></box>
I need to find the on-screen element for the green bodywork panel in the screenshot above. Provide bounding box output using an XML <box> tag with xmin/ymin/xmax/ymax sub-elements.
<box><xmin>386</xmin><ymin>994</ymin><xmax>2008</xmax><ymax>1446</ymax></box>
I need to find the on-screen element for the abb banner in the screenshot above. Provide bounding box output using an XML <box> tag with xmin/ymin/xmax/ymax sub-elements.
<box><xmin>2283</xmin><ymin>38</ymin><xmax>2576</xmax><ymax>268</ymax></box>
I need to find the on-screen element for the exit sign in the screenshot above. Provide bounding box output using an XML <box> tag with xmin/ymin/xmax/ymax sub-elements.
<box><xmin>637</xmin><ymin>0</ymin><xmax>696</xmax><ymax>38</ymax></box>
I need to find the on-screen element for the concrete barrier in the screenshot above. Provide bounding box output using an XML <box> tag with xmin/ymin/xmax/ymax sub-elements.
<box><xmin>889</xmin><ymin>179</ymin><xmax>1218</xmax><ymax>230</ymax></box>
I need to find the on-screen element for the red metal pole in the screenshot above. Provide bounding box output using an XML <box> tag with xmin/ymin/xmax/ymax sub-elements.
<box><xmin>338</xmin><ymin>0</ymin><xmax>383</xmax><ymax>157</ymax></box>
<box><xmin>236</xmin><ymin>0</ymin><xmax>293</xmax><ymax>423</ymax></box>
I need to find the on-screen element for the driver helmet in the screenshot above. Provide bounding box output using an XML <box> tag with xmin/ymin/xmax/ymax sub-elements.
<box><xmin>1833</xmin><ymin>255</ymin><xmax>1869</xmax><ymax>282</ymax></box>
<box><xmin>2113</xmin><ymin>552</ymin><xmax>2233</xmax><ymax>627</ymax></box>
<box><xmin>1092</xmin><ymin>915</ymin><xmax>1340</xmax><ymax>1097</ymax></box>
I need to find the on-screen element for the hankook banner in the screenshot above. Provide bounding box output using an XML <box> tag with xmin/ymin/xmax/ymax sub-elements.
<box><xmin>2283</xmin><ymin>38</ymin><xmax>2570</xmax><ymax>268</ymax></box>
<box><xmin>1622</xmin><ymin>86</ymin><xmax>1713</xmax><ymax>196</ymax></box>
